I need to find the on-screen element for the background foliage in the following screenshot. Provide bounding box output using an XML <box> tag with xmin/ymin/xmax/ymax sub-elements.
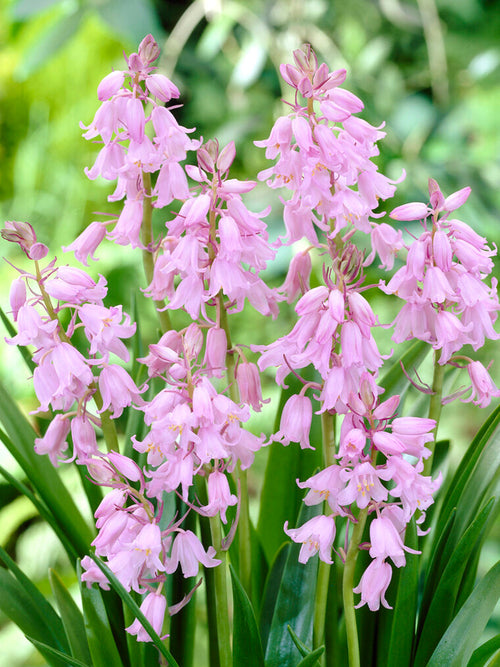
<box><xmin>0</xmin><ymin>0</ymin><xmax>499</xmax><ymax>664</ymax></box>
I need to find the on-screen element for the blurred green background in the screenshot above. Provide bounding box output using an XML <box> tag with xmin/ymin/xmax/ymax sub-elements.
<box><xmin>0</xmin><ymin>0</ymin><xmax>499</xmax><ymax>663</ymax></box>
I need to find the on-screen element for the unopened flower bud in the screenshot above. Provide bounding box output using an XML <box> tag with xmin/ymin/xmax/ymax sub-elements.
<box><xmin>138</xmin><ymin>34</ymin><xmax>160</xmax><ymax>65</ymax></box>
<box><xmin>184</xmin><ymin>323</ymin><xmax>203</xmax><ymax>360</ymax></box>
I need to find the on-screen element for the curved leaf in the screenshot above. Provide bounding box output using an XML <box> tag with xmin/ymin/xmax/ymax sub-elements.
<box><xmin>230</xmin><ymin>564</ymin><xmax>265</xmax><ymax>667</ymax></box>
<box><xmin>25</xmin><ymin>636</ymin><xmax>90</xmax><ymax>667</ymax></box>
<box><xmin>427</xmin><ymin>560</ymin><xmax>500</xmax><ymax>667</ymax></box>
<box><xmin>259</xmin><ymin>543</ymin><xmax>290</xmax><ymax>652</ymax></box>
<box><xmin>467</xmin><ymin>634</ymin><xmax>500</xmax><ymax>667</ymax></box>
<box><xmin>49</xmin><ymin>569</ymin><xmax>92</xmax><ymax>666</ymax></box>
<box><xmin>415</xmin><ymin>499</ymin><xmax>494</xmax><ymax>667</ymax></box>
<box><xmin>264</xmin><ymin>503</ymin><xmax>320</xmax><ymax>667</ymax></box>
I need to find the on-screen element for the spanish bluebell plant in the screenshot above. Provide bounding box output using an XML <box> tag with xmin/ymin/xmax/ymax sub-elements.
<box><xmin>0</xmin><ymin>36</ymin><xmax>499</xmax><ymax>667</ymax></box>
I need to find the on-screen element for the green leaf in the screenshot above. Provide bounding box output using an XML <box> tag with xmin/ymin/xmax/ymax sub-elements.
<box><xmin>259</xmin><ymin>543</ymin><xmax>290</xmax><ymax>652</ymax></box>
<box><xmin>435</xmin><ymin>404</ymin><xmax>500</xmax><ymax>548</ymax></box>
<box><xmin>0</xmin><ymin>568</ymin><xmax>69</xmax><ymax>667</ymax></box>
<box><xmin>230</xmin><ymin>564</ymin><xmax>265</xmax><ymax>667</ymax></box>
<box><xmin>0</xmin><ymin>544</ymin><xmax>69</xmax><ymax>652</ymax></box>
<box><xmin>25</xmin><ymin>636</ymin><xmax>90</xmax><ymax>667</ymax></box>
<box><xmin>427</xmin><ymin>560</ymin><xmax>500</xmax><ymax>667</ymax></box>
<box><xmin>257</xmin><ymin>375</ymin><xmax>322</xmax><ymax>564</ymax></box>
<box><xmin>0</xmin><ymin>378</ymin><xmax>94</xmax><ymax>557</ymax></box>
<box><xmin>85</xmin><ymin>555</ymin><xmax>180</xmax><ymax>667</ymax></box>
<box><xmin>286</xmin><ymin>624</ymin><xmax>312</xmax><ymax>657</ymax></box>
<box><xmin>467</xmin><ymin>634</ymin><xmax>500</xmax><ymax>667</ymax></box>
<box><xmin>376</xmin><ymin>518</ymin><xmax>419</xmax><ymax>667</ymax></box>
<box><xmin>296</xmin><ymin>646</ymin><xmax>325</xmax><ymax>667</ymax></box>
<box><xmin>414</xmin><ymin>499</ymin><xmax>494</xmax><ymax>667</ymax></box>
<box><xmin>264</xmin><ymin>503</ymin><xmax>320</xmax><ymax>667</ymax></box>
<box><xmin>49</xmin><ymin>569</ymin><xmax>92</xmax><ymax>666</ymax></box>
<box><xmin>79</xmin><ymin>567</ymin><xmax>125</xmax><ymax>667</ymax></box>
<box><xmin>15</xmin><ymin>8</ymin><xmax>86</xmax><ymax>79</ymax></box>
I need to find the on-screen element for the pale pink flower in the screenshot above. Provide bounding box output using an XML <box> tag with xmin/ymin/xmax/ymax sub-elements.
<box><xmin>284</xmin><ymin>514</ymin><xmax>336</xmax><ymax>564</ymax></box>
<box><xmin>34</xmin><ymin>414</ymin><xmax>70</xmax><ymax>466</ymax></box>
<box><xmin>126</xmin><ymin>592</ymin><xmax>167</xmax><ymax>642</ymax></box>
<box><xmin>199</xmin><ymin>471</ymin><xmax>238</xmax><ymax>523</ymax></box>
<box><xmin>337</xmin><ymin>461</ymin><xmax>391</xmax><ymax>509</ymax></box>
<box><xmin>98</xmin><ymin>364</ymin><xmax>146</xmax><ymax>418</ymax></box>
<box><xmin>273</xmin><ymin>394</ymin><xmax>313</xmax><ymax>449</ymax></box>
<box><xmin>369</xmin><ymin>515</ymin><xmax>419</xmax><ymax>567</ymax></box>
<box><xmin>165</xmin><ymin>530</ymin><xmax>221</xmax><ymax>577</ymax></box>
<box><xmin>354</xmin><ymin>559</ymin><xmax>393</xmax><ymax>611</ymax></box>
<box><xmin>463</xmin><ymin>361</ymin><xmax>500</xmax><ymax>408</ymax></box>
<box><xmin>236</xmin><ymin>362</ymin><xmax>266</xmax><ymax>412</ymax></box>
<box><xmin>63</xmin><ymin>222</ymin><xmax>107</xmax><ymax>265</ymax></box>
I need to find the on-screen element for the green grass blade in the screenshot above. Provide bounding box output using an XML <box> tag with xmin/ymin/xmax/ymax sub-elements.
<box><xmin>259</xmin><ymin>542</ymin><xmax>290</xmax><ymax>653</ymax></box>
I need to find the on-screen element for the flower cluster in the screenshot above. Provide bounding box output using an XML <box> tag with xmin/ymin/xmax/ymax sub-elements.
<box><xmin>3</xmin><ymin>224</ymin><xmax>140</xmax><ymax>465</ymax></box>
<box><xmin>385</xmin><ymin>178</ymin><xmax>500</xmax><ymax>405</ymax></box>
<box><xmin>2</xmin><ymin>36</ymin><xmax>498</xmax><ymax>645</ymax></box>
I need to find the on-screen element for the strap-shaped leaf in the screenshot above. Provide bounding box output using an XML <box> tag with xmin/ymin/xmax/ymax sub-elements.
<box><xmin>49</xmin><ymin>569</ymin><xmax>92</xmax><ymax>666</ymax></box>
<box><xmin>230</xmin><ymin>564</ymin><xmax>265</xmax><ymax>667</ymax></box>
<box><xmin>25</xmin><ymin>636</ymin><xmax>90</xmax><ymax>667</ymax></box>
<box><xmin>376</xmin><ymin>518</ymin><xmax>419</xmax><ymax>667</ymax></box>
<box><xmin>426</xmin><ymin>560</ymin><xmax>500</xmax><ymax>667</ymax></box>
<box><xmin>296</xmin><ymin>647</ymin><xmax>325</xmax><ymax>667</ymax></box>
<box><xmin>0</xmin><ymin>544</ymin><xmax>69</xmax><ymax>652</ymax></box>
<box><xmin>434</xmin><ymin>404</ymin><xmax>500</xmax><ymax>548</ymax></box>
<box><xmin>259</xmin><ymin>543</ymin><xmax>290</xmax><ymax>652</ymax></box>
<box><xmin>264</xmin><ymin>503</ymin><xmax>320</xmax><ymax>667</ymax></box>
<box><xmin>0</xmin><ymin>568</ymin><xmax>68</xmax><ymax>667</ymax></box>
<box><xmin>467</xmin><ymin>634</ymin><xmax>500</xmax><ymax>667</ymax></box>
<box><xmin>414</xmin><ymin>499</ymin><xmax>494</xmax><ymax>667</ymax></box>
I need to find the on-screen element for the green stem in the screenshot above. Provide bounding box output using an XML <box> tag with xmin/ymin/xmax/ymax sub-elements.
<box><xmin>93</xmin><ymin>388</ymin><xmax>120</xmax><ymax>453</ymax></box>
<box><xmin>313</xmin><ymin>412</ymin><xmax>337</xmax><ymax>654</ymax></box>
<box><xmin>219</xmin><ymin>296</ymin><xmax>252</xmax><ymax>599</ymax></box>
<box><xmin>342</xmin><ymin>509</ymin><xmax>368</xmax><ymax>667</ymax></box>
<box><xmin>423</xmin><ymin>348</ymin><xmax>445</xmax><ymax>476</ymax></box>
<box><xmin>209</xmin><ymin>515</ymin><xmax>231</xmax><ymax>667</ymax></box>
<box><xmin>141</xmin><ymin>171</ymin><xmax>171</xmax><ymax>333</ymax></box>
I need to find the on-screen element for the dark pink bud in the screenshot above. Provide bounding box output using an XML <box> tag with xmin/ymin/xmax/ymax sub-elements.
<box><xmin>203</xmin><ymin>327</ymin><xmax>227</xmax><ymax>378</ymax></box>
<box><xmin>390</xmin><ymin>202</ymin><xmax>430</xmax><ymax>221</ymax></box>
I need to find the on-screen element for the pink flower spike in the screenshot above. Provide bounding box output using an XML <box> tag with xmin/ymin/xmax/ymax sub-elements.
<box><xmin>126</xmin><ymin>592</ymin><xmax>167</xmax><ymax>642</ymax></box>
<box><xmin>354</xmin><ymin>559</ymin><xmax>393</xmax><ymax>611</ymax></box>
<box><xmin>389</xmin><ymin>202</ymin><xmax>430</xmax><ymax>221</ymax></box>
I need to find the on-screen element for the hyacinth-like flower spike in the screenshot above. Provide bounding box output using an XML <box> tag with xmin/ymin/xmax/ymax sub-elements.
<box><xmin>385</xmin><ymin>178</ymin><xmax>500</xmax><ymax>407</ymax></box>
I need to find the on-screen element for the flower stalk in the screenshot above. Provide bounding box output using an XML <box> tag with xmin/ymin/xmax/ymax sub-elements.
<box><xmin>209</xmin><ymin>514</ymin><xmax>231</xmax><ymax>667</ymax></box>
<box><xmin>342</xmin><ymin>509</ymin><xmax>368</xmax><ymax>667</ymax></box>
